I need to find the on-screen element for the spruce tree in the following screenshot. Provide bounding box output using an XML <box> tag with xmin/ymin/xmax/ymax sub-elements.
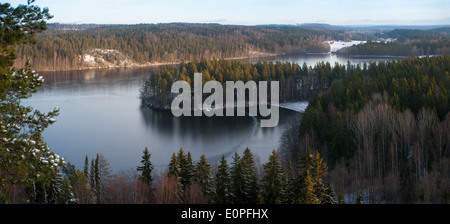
<box><xmin>89</xmin><ymin>159</ymin><xmax>95</xmax><ymax>191</ymax></box>
<box><xmin>137</xmin><ymin>146</ymin><xmax>154</xmax><ymax>188</ymax></box>
<box><xmin>295</xmin><ymin>147</ymin><xmax>331</xmax><ymax>204</ymax></box>
<box><xmin>215</xmin><ymin>155</ymin><xmax>232</xmax><ymax>204</ymax></box>
<box><xmin>322</xmin><ymin>183</ymin><xmax>337</xmax><ymax>204</ymax></box>
<box><xmin>46</xmin><ymin>170</ymin><xmax>75</xmax><ymax>204</ymax></box>
<box><xmin>231</xmin><ymin>147</ymin><xmax>259</xmax><ymax>204</ymax></box>
<box><xmin>177</xmin><ymin>148</ymin><xmax>187</xmax><ymax>181</ymax></box>
<box><xmin>356</xmin><ymin>192</ymin><xmax>364</xmax><ymax>204</ymax></box>
<box><xmin>94</xmin><ymin>154</ymin><xmax>102</xmax><ymax>204</ymax></box>
<box><xmin>261</xmin><ymin>149</ymin><xmax>287</xmax><ymax>204</ymax></box>
<box><xmin>177</xmin><ymin>148</ymin><xmax>194</xmax><ymax>188</ymax></box>
<box><xmin>285</xmin><ymin>158</ymin><xmax>298</xmax><ymax>204</ymax></box>
<box><xmin>310</xmin><ymin>149</ymin><xmax>328</xmax><ymax>203</ymax></box>
<box><xmin>168</xmin><ymin>152</ymin><xmax>180</xmax><ymax>178</ymax></box>
<box><xmin>230</xmin><ymin>151</ymin><xmax>243</xmax><ymax>204</ymax></box>
<box><xmin>300</xmin><ymin>170</ymin><xmax>320</xmax><ymax>204</ymax></box>
<box><xmin>83</xmin><ymin>154</ymin><xmax>89</xmax><ymax>178</ymax></box>
<box><xmin>240</xmin><ymin>148</ymin><xmax>259</xmax><ymax>204</ymax></box>
<box><xmin>186</xmin><ymin>152</ymin><xmax>195</xmax><ymax>185</ymax></box>
<box><xmin>137</xmin><ymin>146</ymin><xmax>154</xmax><ymax>203</ymax></box>
<box><xmin>194</xmin><ymin>154</ymin><xmax>213</xmax><ymax>201</ymax></box>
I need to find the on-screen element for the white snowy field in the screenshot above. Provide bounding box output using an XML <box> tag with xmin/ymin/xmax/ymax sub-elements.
<box><xmin>279</xmin><ymin>101</ymin><xmax>309</xmax><ymax>112</ymax></box>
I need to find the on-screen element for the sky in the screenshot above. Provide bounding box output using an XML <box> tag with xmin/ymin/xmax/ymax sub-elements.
<box><xmin>9</xmin><ymin>0</ymin><xmax>450</xmax><ymax>26</ymax></box>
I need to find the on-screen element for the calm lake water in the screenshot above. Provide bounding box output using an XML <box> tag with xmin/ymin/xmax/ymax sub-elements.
<box><xmin>23</xmin><ymin>54</ymin><xmax>398</xmax><ymax>172</ymax></box>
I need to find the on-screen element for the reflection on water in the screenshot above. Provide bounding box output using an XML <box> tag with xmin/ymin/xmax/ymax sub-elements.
<box><xmin>24</xmin><ymin>66</ymin><xmax>302</xmax><ymax>171</ymax></box>
<box><xmin>23</xmin><ymin>54</ymin><xmax>395</xmax><ymax>172</ymax></box>
<box><xmin>138</xmin><ymin>106</ymin><xmax>302</xmax><ymax>168</ymax></box>
<box><xmin>240</xmin><ymin>53</ymin><xmax>399</xmax><ymax>66</ymax></box>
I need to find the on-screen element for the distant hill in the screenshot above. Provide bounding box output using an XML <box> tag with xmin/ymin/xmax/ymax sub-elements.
<box><xmin>14</xmin><ymin>22</ymin><xmax>450</xmax><ymax>71</ymax></box>
<box><xmin>14</xmin><ymin>23</ymin><xmax>359</xmax><ymax>71</ymax></box>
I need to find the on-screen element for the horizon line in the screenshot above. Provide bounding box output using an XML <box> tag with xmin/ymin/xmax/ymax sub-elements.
<box><xmin>47</xmin><ymin>22</ymin><xmax>450</xmax><ymax>27</ymax></box>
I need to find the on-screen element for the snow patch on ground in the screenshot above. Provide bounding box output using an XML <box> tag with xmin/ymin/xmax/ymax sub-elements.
<box><xmin>81</xmin><ymin>48</ymin><xmax>136</xmax><ymax>68</ymax></box>
<box><xmin>83</xmin><ymin>54</ymin><xmax>96</xmax><ymax>65</ymax></box>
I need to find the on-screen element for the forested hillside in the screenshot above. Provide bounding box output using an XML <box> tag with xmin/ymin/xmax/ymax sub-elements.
<box><xmin>14</xmin><ymin>23</ymin><xmax>369</xmax><ymax>71</ymax></box>
<box><xmin>15</xmin><ymin>22</ymin><xmax>450</xmax><ymax>71</ymax></box>
<box><xmin>141</xmin><ymin>55</ymin><xmax>450</xmax><ymax>203</ymax></box>
<box><xmin>338</xmin><ymin>28</ymin><xmax>450</xmax><ymax>56</ymax></box>
<box><xmin>286</xmin><ymin>55</ymin><xmax>449</xmax><ymax>203</ymax></box>
<box><xmin>16</xmin><ymin>23</ymin><xmax>330</xmax><ymax>70</ymax></box>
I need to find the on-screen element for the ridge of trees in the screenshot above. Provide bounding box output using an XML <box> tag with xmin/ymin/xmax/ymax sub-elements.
<box><xmin>13</xmin><ymin>22</ymin><xmax>379</xmax><ymax>71</ymax></box>
<box><xmin>140</xmin><ymin>57</ymin><xmax>346</xmax><ymax>109</ymax></box>
<box><xmin>337</xmin><ymin>40</ymin><xmax>450</xmax><ymax>56</ymax></box>
<box><xmin>6</xmin><ymin>146</ymin><xmax>335</xmax><ymax>204</ymax></box>
<box><xmin>338</xmin><ymin>28</ymin><xmax>450</xmax><ymax>56</ymax></box>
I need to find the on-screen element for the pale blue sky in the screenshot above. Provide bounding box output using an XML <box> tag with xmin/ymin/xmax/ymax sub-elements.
<box><xmin>10</xmin><ymin>0</ymin><xmax>450</xmax><ymax>25</ymax></box>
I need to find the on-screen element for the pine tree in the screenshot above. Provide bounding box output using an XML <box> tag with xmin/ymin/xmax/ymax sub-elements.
<box><xmin>215</xmin><ymin>155</ymin><xmax>232</xmax><ymax>204</ymax></box>
<box><xmin>0</xmin><ymin>1</ymin><xmax>61</xmax><ymax>202</ymax></box>
<box><xmin>261</xmin><ymin>149</ymin><xmax>287</xmax><ymax>204</ymax></box>
<box><xmin>137</xmin><ymin>146</ymin><xmax>154</xmax><ymax>188</ymax></box>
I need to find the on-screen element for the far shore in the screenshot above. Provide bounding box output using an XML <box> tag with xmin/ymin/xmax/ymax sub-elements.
<box><xmin>32</xmin><ymin>52</ymin><xmax>279</xmax><ymax>72</ymax></box>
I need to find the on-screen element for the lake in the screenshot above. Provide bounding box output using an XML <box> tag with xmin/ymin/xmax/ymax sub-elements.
<box><xmin>23</xmin><ymin>54</ymin><xmax>398</xmax><ymax>172</ymax></box>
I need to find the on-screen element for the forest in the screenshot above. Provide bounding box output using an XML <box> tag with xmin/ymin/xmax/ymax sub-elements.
<box><xmin>14</xmin><ymin>23</ymin><xmax>450</xmax><ymax>72</ymax></box>
<box><xmin>140</xmin><ymin>57</ymin><xmax>342</xmax><ymax>109</ymax></box>
<box><xmin>7</xmin><ymin>146</ymin><xmax>336</xmax><ymax>204</ymax></box>
<box><xmin>141</xmin><ymin>55</ymin><xmax>449</xmax><ymax>204</ymax></box>
<box><xmin>337</xmin><ymin>28</ymin><xmax>450</xmax><ymax>56</ymax></box>
<box><xmin>13</xmin><ymin>23</ymin><xmax>356</xmax><ymax>71</ymax></box>
<box><xmin>291</xmin><ymin>55</ymin><xmax>449</xmax><ymax>203</ymax></box>
<box><xmin>1</xmin><ymin>1</ymin><xmax>449</xmax><ymax>204</ymax></box>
